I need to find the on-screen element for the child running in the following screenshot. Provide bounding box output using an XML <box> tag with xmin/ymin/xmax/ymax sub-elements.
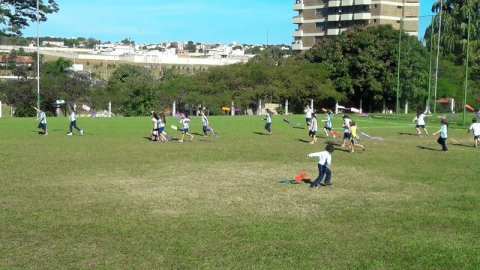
<box><xmin>67</xmin><ymin>107</ymin><xmax>84</xmax><ymax>136</ymax></box>
<box><xmin>468</xmin><ymin>118</ymin><xmax>480</xmax><ymax>148</ymax></box>
<box><xmin>412</xmin><ymin>111</ymin><xmax>429</xmax><ymax>135</ymax></box>
<box><xmin>433</xmin><ymin>118</ymin><xmax>448</xmax><ymax>152</ymax></box>
<box><xmin>322</xmin><ymin>110</ymin><xmax>334</xmax><ymax>137</ymax></box>
<box><xmin>349</xmin><ymin>121</ymin><xmax>365</xmax><ymax>152</ymax></box>
<box><xmin>151</xmin><ymin>111</ymin><xmax>159</xmax><ymax>141</ymax></box>
<box><xmin>201</xmin><ymin>110</ymin><xmax>215</xmax><ymax>136</ymax></box>
<box><xmin>309</xmin><ymin>113</ymin><xmax>318</xmax><ymax>144</ymax></box>
<box><xmin>157</xmin><ymin>112</ymin><xmax>168</xmax><ymax>143</ymax></box>
<box><xmin>341</xmin><ymin>115</ymin><xmax>352</xmax><ymax>148</ymax></box>
<box><xmin>308</xmin><ymin>144</ymin><xmax>335</xmax><ymax>188</ymax></box>
<box><xmin>304</xmin><ymin>105</ymin><xmax>313</xmax><ymax>126</ymax></box>
<box><xmin>265</xmin><ymin>109</ymin><xmax>272</xmax><ymax>135</ymax></box>
<box><xmin>35</xmin><ymin>107</ymin><xmax>48</xmax><ymax>135</ymax></box>
<box><xmin>179</xmin><ymin>113</ymin><xmax>194</xmax><ymax>143</ymax></box>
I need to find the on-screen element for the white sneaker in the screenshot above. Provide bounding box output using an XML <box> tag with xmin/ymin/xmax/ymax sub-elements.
<box><xmin>80</xmin><ymin>130</ymin><xmax>84</xmax><ymax>136</ymax></box>
<box><xmin>67</xmin><ymin>132</ymin><xmax>73</xmax><ymax>136</ymax></box>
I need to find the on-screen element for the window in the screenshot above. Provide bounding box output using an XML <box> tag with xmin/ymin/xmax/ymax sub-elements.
<box><xmin>316</xmin><ymin>9</ymin><xmax>323</xmax><ymax>16</ymax></box>
<box><xmin>316</xmin><ymin>22</ymin><xmax>324</xmax><ymax>30</ymax></box>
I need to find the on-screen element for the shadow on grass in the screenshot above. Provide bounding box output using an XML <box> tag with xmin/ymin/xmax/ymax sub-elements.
<box><xmin>320</xmin><ymin>140</ymin><xmax>351</xmax><ymax>152</ymax></box>
<box><xmin>253</xmin><ymin>132</ymin><xmax>268</xmax><ymax>136</ymax></box>
<box><xmin>451</xmin><ymin>143</ymin><xmax>473</xmax><ymax>148</ymax></box>
<box><xmin>398</xmin><ymin>132</ymin><xmax>419</xmax><ymax>136</ymax></box>
<box><xmin>144</xmin><ymin>136</ymin><xmax>179</xmax><ymax>142</ymax></box>
<box><xmin>417</xmin><ymin>145</ymin><xmax>441</xmax><ymax>151</ymax></box>
<box><xmin>296</xmin><ymin>139</ymin><xmax>310</xmax><ymax>143</ymax></box>
<box><xmin>192</xmin><ymin>132</ymin><xmax>204</xmax><ymax>136</ymax></box>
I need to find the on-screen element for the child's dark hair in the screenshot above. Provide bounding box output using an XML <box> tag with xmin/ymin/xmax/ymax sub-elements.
<box><xmin>325</xmin><ymin>144</ymin><xmax>335</xmax><ymax>153</ymax></box>
<box><xmin>160</xmin><ymin>112</ymin><xmax>166</xmax><ymax>123</ymax></box>
<box><xmin>441</xmin><ymin>118</ymin><xmax>448</xmax><ymax>127</ymax></box>
<box><xmin>351</xmin><ymin>121</ymin><xmax>356</xmax><ymax>126</ymax></box>
<box><xmin>153</xmin><ymin>112</ymin><xmax>159</xmax><ymax>120</ymax></box>
<box><xmin>473</xmin><ymin>118</ymin><xmax>478</xmax><ymax>123</ymax></box>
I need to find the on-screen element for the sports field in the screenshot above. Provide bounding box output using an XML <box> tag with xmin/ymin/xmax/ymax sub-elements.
<box><xmin>1</xmin><ymin>115</ymin><xmax>479</xmax><ymax>269</ymax></box>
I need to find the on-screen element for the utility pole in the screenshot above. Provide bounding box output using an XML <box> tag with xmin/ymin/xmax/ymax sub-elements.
<box><xmin>426</xmin><ymin>15</ymin><xmax>434</xmax><ymax>114</ymax></box>
<box><xmin>463</xmin><ymin>12</ymin><xmax>471</xmax><ymax>126</ymax></box>
<box><xmin>433</xmin><ymin>0</ymin><xmax>444</xmax><ymax>114</ymax></box>
<box><xmin>36</xmin><ymin>0</ymin><xmax>40</xmax><ymax>115</ymax></box>
<box><xmin>395</xmin><ymin>0</ymin><xmax>405</xmax><ymax>114</ymax></box>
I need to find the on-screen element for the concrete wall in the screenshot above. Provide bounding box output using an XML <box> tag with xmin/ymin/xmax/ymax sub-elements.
<box><xmin>0</xmin><ymin>45</ymin><xmax>245</xmax><ymax>66</ymax></box>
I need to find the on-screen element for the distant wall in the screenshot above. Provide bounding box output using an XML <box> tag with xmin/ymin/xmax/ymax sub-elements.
<box><xmin>0</xmin><ymin>45</ymin><xmax>244</xmax><ymax>66</ymax></box>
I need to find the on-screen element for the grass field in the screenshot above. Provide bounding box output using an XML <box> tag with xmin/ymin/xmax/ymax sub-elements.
<box><xmin>1</xmin><ymin>115</ymin><xmax>479</xmax><ymax>269</ymax></box>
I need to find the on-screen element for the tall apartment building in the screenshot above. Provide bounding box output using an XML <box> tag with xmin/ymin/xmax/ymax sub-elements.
<box><xmin>292</xmin><ymin>0</ymin><xmax>419</xmax><ymax>50</ymax></box>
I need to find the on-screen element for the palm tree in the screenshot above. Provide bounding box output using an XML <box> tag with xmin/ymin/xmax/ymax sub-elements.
<box><xmin>424</xmin><ymin>0</ymin><xmax>479</xmax><ymax>64</ymax></box>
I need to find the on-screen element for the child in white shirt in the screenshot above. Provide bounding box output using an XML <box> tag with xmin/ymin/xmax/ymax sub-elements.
<box><xmin>36</xmin><ymin>108</ymin><xmax>48</xmax><ymax>135</ymax></box>
<box><xmin>201</xmin><ymin>110</ymin><xmax>214</xmax><ymax>136</ymax></box>
<box><xmin>412</xmin><ymin>111</ymin><xmax>429</xmax><ymax>135</ymax></box>
<box><xmin>308</xmin><ymin>144</ymin><xmax>335</xmax><ymax>188</ymax></box>
<box><xmin>309</xmin><ymin>113</ymin><xmax>318</xmax><ymax>144</ymax></box>
<box><xmin>179</xmin><ymin>113</ymin><xmax>194</xmax><ymax>143</ymax></box>
<box><xmin>67</xmin><ymin>108</ymin><xmax>83</xmax><ymax>136</ymax></box>
<box><xmin>433</xmin><ymin>118</ymin><xmax>448</xmax><ymax>151</ymax></box>
<box><xmin>468</xmin><ymin>118</ymin><xmax>480</xmax><ymax>148</ymax></box>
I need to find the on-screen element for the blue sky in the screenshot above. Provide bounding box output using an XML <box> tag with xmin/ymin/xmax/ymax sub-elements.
<box><xmin>24</xmin><ymin>0</ymin><xmax>436</xmax><ymax>45</ymax></box>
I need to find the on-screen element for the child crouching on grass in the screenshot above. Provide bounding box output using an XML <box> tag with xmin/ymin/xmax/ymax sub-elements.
<box><xmin>308</xmin><ymin>144</ymin><xmax>335</xmax><ymax>188</ymax></box>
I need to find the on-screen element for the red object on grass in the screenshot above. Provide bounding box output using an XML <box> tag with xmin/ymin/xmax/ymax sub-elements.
<box><xmin>294</xmin><ymin>172</ymin><xmax>308</xmax><ymax>183</ymax></box>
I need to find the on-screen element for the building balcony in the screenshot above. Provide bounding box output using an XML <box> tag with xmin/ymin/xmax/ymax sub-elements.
<box><xmin>341</xmin><ymin>13</ymin><xmax>354</xmax><ymax>20</ymax></box>
<box><xmin>293</xmin><ymin>3</ymin><xmax>304</xmax><ymax>10</ymax></box>
<box><xmin>354</xmin><ymin>12</ymin><xmax>371</xmax><ymax>20</ymax></box>
<box><xmin>342</xmin><ymin>0</ymin><xmax>354</xmax><ymax>6</ymax></box>
<box><xmin>328</xmin><ymin>14</ymin><xmax>340</xmax><ymax>21</ymax></box>
<box><xmin>292</xmin><ymin>16</ymin><xmax>304</xmax><ymax>24</ymax></box>
<box><xmin>292</xmin><ymin>30</ymin><xmax>304</xmax><ymax>37</ymax></box>
<box><xmin>327</xmin><ymin>28</ymin><xmax>340</xmax><ymax>36</ymax></box>
<box><xmin>292</xmin><ymin>41</ymin><xmax>304</xmax><ymax>50</ymax></box>
<box><xmin>355</xmin><ymin>0</ymin><xmax>372</xmax><ymax>5</ymax></box>
<box><xmin>329</xmin><ymin>1</ymin><xmax>341</xmax><ymax>7</ymax></box>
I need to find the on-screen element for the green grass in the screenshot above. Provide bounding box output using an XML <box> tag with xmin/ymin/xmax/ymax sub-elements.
<box><xmin>1</xmin><ymin>115</ymin><xmax>479</xmax><ymax>269</ymax></box>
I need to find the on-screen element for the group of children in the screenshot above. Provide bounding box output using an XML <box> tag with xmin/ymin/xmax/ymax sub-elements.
<box><xmin>411</xmin><ymin>111</ymin><xmax>480</xmax><ymax>152</ymax></box>
<box><xmin>306</xmin><ymin>108</ymin><xmax>480</xmax><ymax>189</ymax></box>
<box><xmin>35</xmin><ymin>106</ymin><xmax>84</xmax><ymax>136</ymax></box>
<box><xmin>34</xmin><ymin>105</ymin><xmax>478</xmax><ymax>191</ymax></box>
<box><xmin>150</xmin><ymin>110</ymin><xmax>215</xmax><ymax>143</ymax></box>
<box><xmin>305</xmin><ymin>108</ymin><xmax>364</xmax><ymax>153</ymax></box>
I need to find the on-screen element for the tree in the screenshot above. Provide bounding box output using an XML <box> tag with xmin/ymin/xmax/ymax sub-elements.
<box><xmin>120</xmin><ymin>38</ymin><xmax>134</xmax><ymax>45</ymax></box>
<box><xmin>0</xmin><ymin>0</ymin><xmax>59</xmax><ymax>36</ymax></box>
<box><xmin>184</xmin><ymin>41</ymin><xmax>197</xmax><ymax>53</ymax></box>
<box><xmin>106</xmin><ymin>64</ymin><xmax>158</xmax><ymax>116</ymax></box>
<box><xmin>425</xmin><ymin>0</ymin><xmax>479</xmax><ymax>64</ymax></box>
<box><xmin>303</xmin><ymin>25</ymin><xmax>429</xmax><ymax>112</ymax></box>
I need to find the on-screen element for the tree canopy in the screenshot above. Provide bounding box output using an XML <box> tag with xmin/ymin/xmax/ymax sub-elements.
<box><xmin>303</xmin><ymin>25</ymin><xmax>430</xmax><ymax>112</ymax></box>
<box><xmin>424</xmin><ymin>0</ymin><xmax>479</xmax><ymax>65</ymax></box>
<box><xmin>0</xmin><ymin>0</ymin><xmax>59</xmax><ymax>36</ymax></box>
